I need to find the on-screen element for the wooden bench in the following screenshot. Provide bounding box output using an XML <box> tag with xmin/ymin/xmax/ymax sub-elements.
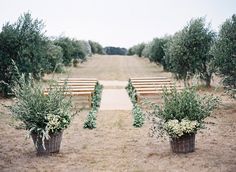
<box><xmin>45</xmin><ymin>78</ymin><xmax>98</xmax><ymax>107</ymax></box>
<box><xmin>135</xmin><ymin>87</ymin><xmax>183</xmax><ymax>92</ymax></box>
<box><xmin>129</xmin><ymin>77</ymin><xmax>183</xmax><ymax>103</ymax></box>
<box><xmin>130</xmin><ymin>76</ymin><xmax>168</xmax><ymax>80</ymax></box>
<box><xmin>136</xmin><ymin>88</ymin><xmax>183</xmax><ymax>102</ymax></box>
<box><xmin>131</xmin><ymin>79</ymin><xmax>172</xmax><ymax>83</ymax></box>
<box><xmin>46</xmin><ymin>85</ymin><xmax>95</xmax><ymax>89</ymax></box>
<box><xmin>56</xmin><ymin>82</ymin><xmax>96</xmax><ymax>86</ymax></box>
<box><xmin>57</xmin><ymin>80</ymin><xmax>97</xmax><ymax>84</ymax></box>
<box><xmin>44</xmin><ymin>91</ymin><xmax>93</xmax><ymax>106</ymax></box>
<box><xmin>132</xmin><ymin>84</ymin><xmax>175</xmax><ymax>88</ymax></box>
<box><xmin>60</xmin><ymin>78</ymin><xmax>97</xmax><ymax>81</ymax></box>
<box><xmin>132</xmin><ymin>81</ymin><xmax>174</xmax><ymax>86</ymax></box>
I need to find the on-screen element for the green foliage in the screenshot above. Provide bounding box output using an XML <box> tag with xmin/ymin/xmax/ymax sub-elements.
<box><xmin>45</xmin><ymin>41</ymin><xmax>64</xmax><ymax>73</ymax></box>
<box><xmin>141</xmin><ymin>42</ymin><xmax>152</xmax><ymax>58</ymax></box>
<box><xmin>212</xmin><ymin>14</ymin><xmax>236</xmax><ymax>98</ymax></box>
<box><xmin>92</xmin><ymin>83</ymin><xmax>103</xmax><ymax>108</ymax></box>
<box><xmin>54</xmin><ymin>38</ymin><xmax>92</xmax><ymax>66</ymax></box>
<box><xmin>132</xmin><ymin>43</ymin><xmax>146</xmax><ymax>57</ymax></box>
<box><xmin>146</xmin><ymin>87</ymin><xmax>219</xmax><ymax>138</ymax></box>
<box><xmin>78</xmin><ymin>40</ymin><xmax>92</xmax><ymax>57</ymax></box>
<box><xmin>54</xmin><ymin>37</ymin><xmax>74</xmax><ymax>66</ymax></box>
<box><xmin>8</xmin><ymin>74</ymin><xmax>74</xmax><ymax>141</ymax></box>
<box><xmin>0</xmin><ymin>12</ymin><xmax>48</xmax><ymax>96</ymax></box>
<box><xmin>88</xmin><ymin>40</ymin><xmax>104</xmax><ymax>54</ymax></box>
<box><xmin>164</xmin><ymin>18</ymin><xmax>215</xmax><ymax>86</ymax></box>
<box><xmin>148</xmin><ymin>38</ymin><xmax>168</xmax><ymax>68</ymax></box>
<box><xmin>104</xmin><ymin>47</ymin><xmax>127</xmax><ymax>55</ymax></box>
<box><xmin>125</xmin><ymin>80</ymin><xmax>137</xmax><ymax>104</ymax></box>
<box><xmin>127</xmin><ymin>48</ymin><xmax>135</xmax><ymax>56</ymax></box>
<box><xmin>132</xmin><ymin>104</ymin><xmax>145</xmax><ymax>127</ymax></box>
<box><xmin>84</xmin><ymin>82</ymin><xmax>103</xmax><ymax>129</ymax></box>
<box><xmin>126</xmin><ymin>80</ymin><xmax>144</xmax><ymax>127</ymax></box>
<box><xmin>83</xmin><ymin>110</ymin><xmax>97</xmax><ymax>129</ymax></box>
<box><xmin>71</xmin><ymin>40</ymin><xmax>87</xmax><ymax>63</ymax></box>
<box><xmin>158</xmin><ymin>88</ymin><xmax>219</xmax><ymax>122</ymax></box>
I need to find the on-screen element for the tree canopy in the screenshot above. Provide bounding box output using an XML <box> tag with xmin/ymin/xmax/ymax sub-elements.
<box><xmin>165</xmin><ymin>18</ymin><xmax>215</xmax><ymax>86</ymax></box>
<box><xmin>0</xmin><ymin>13</ymin><xmax>48</xmax><ymax>96</ymax></box>
<box><xmin>104</xmin><ymin>47</ymin><xmax>127</xmax><ymax>55</ymax></box>
<box><xmin>212</xmin><ymin>14</ymin><xmax>236</xmax><ymax>97</ymax></box>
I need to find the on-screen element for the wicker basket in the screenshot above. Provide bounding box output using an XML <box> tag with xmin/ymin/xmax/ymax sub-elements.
<box><xmin>170</xmin><ymin>133</ymin><xmax>195</xmax><ymax>153</ymax></box>
<box><xmin>31</xmin><ymin>131</ymin><xmax>63</xmax><ymax>156</ymax></box>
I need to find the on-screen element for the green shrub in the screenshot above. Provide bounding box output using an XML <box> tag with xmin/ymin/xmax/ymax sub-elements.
<box><xmin>84</xmin><ymin>82</ymin><xmax>103</xmax><ymax>129</ymax></box>
<box><xmin>146</xmin><ymin>87</ymin><xmax>219</xmax><ymax>138</ymax></box>
<box><xmin>83</xmin><ymin>110</ymin><xmax>97</xmax><ymax>129</ymax></box>
<box><xmin>126</xmin><ymin>80</ymin><xmax>144</xmax><ymax>127</ymax></box>
<box><xmin>8</xmin><ymin>74</ymin><xmax>74</xmax><ymax>142</ymax></box>
<box><xmin>92</xmin><ymin>82</ymin><xmax>103</xmax><ymax>108</ymax></box>
<box><xmin>132</xmin><ymin>104</ymin><xmax>145</xmax><ymax>127</ymax></box>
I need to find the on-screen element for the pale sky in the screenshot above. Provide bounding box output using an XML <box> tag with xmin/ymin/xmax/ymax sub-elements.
<box><xmin>0</xmin><ymin>0</ymin><xmax>235</xmax><ymax>48</ymax></box>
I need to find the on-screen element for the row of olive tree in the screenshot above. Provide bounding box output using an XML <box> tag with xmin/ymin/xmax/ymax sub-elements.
<box><xmin>53</xmin><ymin>38</ymin><xmax>93</xmax><ymax>67</ymax></box>
<box><xmin>88</xmin><ymin>40</ymin><xmax>105</xmax><ymax>55</ymax></box>
<box><xmin>128</xmin><ymin>15</ymin><xmax>236</xmax><ymax>96</ymax></box>
<box><xmin>104</xmin><ymin>47</ymin><xmax>127</xmax><ymax>55</ymax></box>
<box><xmin>0</xmin><ymin>12</ymin><xmax>103</xmax><ymax>97</ymax></box>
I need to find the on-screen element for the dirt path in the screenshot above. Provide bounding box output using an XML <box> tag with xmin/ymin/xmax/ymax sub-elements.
<box><xmin>1</xmin><ymin>55</ymin><xmax>236</xmax><ymax>172</ymax></box>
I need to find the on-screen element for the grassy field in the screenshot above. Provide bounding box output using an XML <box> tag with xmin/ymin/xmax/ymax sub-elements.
<box><xmin>0</xmin><ymin>55</ymin><xmax>235</xmax><ymax>172</ymax></box>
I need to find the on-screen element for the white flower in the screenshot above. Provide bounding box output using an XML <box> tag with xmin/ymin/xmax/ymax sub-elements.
<box><xmin>45</xmin><ymin>114</ymin><xmax>61</xmax><ymax>132</ymax></box>
<box><xmin>164</xmin><ymin>119</ymin><xmax>199</xmax><ymax>138</ymax></box>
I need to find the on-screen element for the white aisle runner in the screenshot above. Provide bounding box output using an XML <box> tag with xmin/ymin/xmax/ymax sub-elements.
<box><xmin>99</xmin><ymin>81</ymin><xmax>133</xmax><ymax>110</ymax></box>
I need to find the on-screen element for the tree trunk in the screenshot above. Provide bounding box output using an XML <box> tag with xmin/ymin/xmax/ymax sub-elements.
<box><xmin>205</xmin><ymin>74</ymin><xmax>212</xmax><ymax>88</ymax></box>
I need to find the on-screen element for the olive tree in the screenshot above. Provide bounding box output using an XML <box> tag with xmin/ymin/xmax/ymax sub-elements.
<box><xmin>88</xmin><ymin>40</ymin><xmax>104</xmax><ymax>54</ymax></box>
<box><xmin>212</xmin><ymin>14</ymin><xmax>236</xmax><ymax>97</ymax></box>
<box><xmin>54</xmin><ymin>37</ymin><xmax>74</xmax><ymax>66</ymax></box>
<box><xmin>0</xmin><ymin>13</ymin><xmax>48</xmax><ymax>96</ymax></box>
<box><xmin>71</xmin><ymin>40</ymin><xmax>86</xmax><ymax>67</ymax></box>
<box><xmin>78</xmin><ymin>40</ymin><xmax>92</xmax><ymax>57</ymax></box>
<box><xmin>127</xmin><ymin>47</ymin><xmax>135</xmax><ymax>56</ymax></box>
<box><xmin>45</xmin><ymin>42</ymin><xmax>64</xmax><ymax>73</ymax></box>
<box><xmin>141</xmin><ymin>42</ymin><xmax>152</xmax><ymax>58</ymax></box>
<box><xmin>165</xmin><ymin>18</ymin><xmax>215</xmax><ymax>86</ymax></box>
<box><xmin>148</xmin><ymin>38</ymin><xmax>169</xmax><ymax>70</ymax></box>
<box><xmin>134</xmin><ymin>43</ymin><xmax>146</xmax><ymax>57</ymax></box>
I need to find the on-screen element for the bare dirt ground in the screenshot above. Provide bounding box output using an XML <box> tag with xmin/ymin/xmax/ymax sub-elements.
<box><xmin>0</xmin><ymin>55</ymin><xmax>236</xmax><ymax>172</ymax></box>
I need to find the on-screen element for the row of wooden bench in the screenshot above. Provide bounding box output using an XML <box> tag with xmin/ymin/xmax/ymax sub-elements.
<box><xmin>129</xmin><ymin>77</ymin><xmax>183</xmax><ymax>102</ymax></box>
<box><xmin>44</xmin><ymin>76</ymin><xmax>183</xmax><ymax>107</ymax></box>
<box><xmin>44</xmin><ymin>78</ymin><xmax>98</xmax><ymax>107</ymax></box>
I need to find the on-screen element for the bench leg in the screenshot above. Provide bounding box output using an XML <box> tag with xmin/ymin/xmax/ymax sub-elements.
<box><xmin>136</xmin><ymin>95</ymin><xmax>140</xmax><ymax>104</ymax></box>
<box><xmin>88</xmin><ymin>95</ymin><xmax>92</xmax><ymax>108</ymax></box>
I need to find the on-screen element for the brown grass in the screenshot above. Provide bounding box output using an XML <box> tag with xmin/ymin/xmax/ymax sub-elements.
<box><xmin>0</xmin><ymin>55</ymin><xmax>235</xmax><ymax>172</ymax></box>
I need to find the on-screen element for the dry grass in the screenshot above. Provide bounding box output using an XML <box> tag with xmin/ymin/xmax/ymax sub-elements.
<box><xmin>0</xmin><ymin>55</ymin><xmax>235</xmax><ymax>172</ymax></box>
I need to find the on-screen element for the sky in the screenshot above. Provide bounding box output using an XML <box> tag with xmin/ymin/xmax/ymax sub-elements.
<box><xmin>0</xmin><ymin>0</ymin><xmax>235</xmax><ymax>48</ymax></box>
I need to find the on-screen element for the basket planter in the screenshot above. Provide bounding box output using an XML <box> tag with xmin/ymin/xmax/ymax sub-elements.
<box><xmin>31</xmin><ymin>131</ymin><xmax>63</xmax><ymax>156</ymax></box>
<box><xmin>170</xmin><ymin>133</ymin><xmax>195</xmax><ymax>153</ymax></box>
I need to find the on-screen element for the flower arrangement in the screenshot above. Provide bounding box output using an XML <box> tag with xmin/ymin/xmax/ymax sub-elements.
<box><xmin>147</xmin><ymin>87</ymin><xmax>219</xmax><ymax>139</ymax></box>
<box><xmin>8</xmin><ymin>74</ymin><xmax>74</xmax><ymax>152</ymax></box>
<box><xmin>164</xmin><ymin>119</ymin><xmax>200</xmax><ymax>138</ymax></box>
